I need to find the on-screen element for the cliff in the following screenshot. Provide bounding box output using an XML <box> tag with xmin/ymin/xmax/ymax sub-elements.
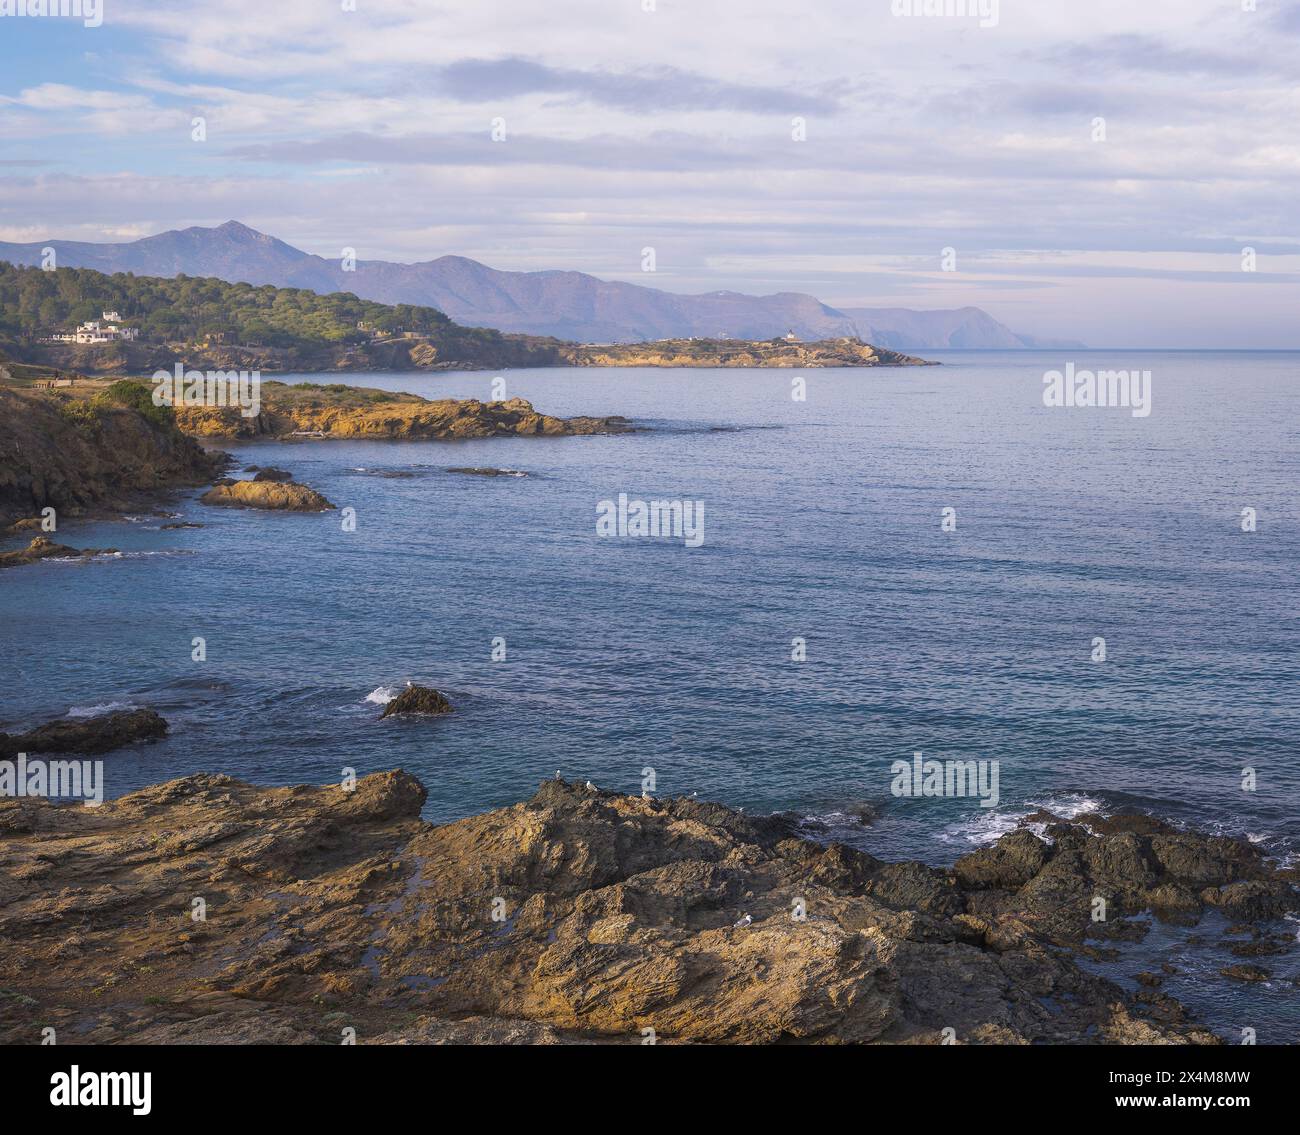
<box><xmin>0</xmin><ymin>379</ymin><xmax>226</xmax><ymax>528</ymax></box>
<box><xmin>1</xmin><ymin>771</ymin><xmax>1289</xmax><ymax>1045</ymax></box>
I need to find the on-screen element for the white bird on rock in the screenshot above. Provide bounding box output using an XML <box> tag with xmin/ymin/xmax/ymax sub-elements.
<box><xmin>585</xmin><ymin>780</ymin><xmax>597</xmax><ymax>792</ymax></box>
<box><xmin>733</xmin><ymin>913</ymin><xmax>752</xmax><ymax>930</ymax></box>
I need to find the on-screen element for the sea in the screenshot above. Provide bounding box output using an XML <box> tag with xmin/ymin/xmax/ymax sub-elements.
<box><xmin>2</xmin><ymin>350</ymin><xmax>1297</xmax><ymax>1039</ymax></box>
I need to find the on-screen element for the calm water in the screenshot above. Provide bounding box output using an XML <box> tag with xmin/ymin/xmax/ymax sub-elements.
<box><xmin>3</xmin><ymin>350</ymin><xmax>1297</xmax><ymax>1037</ymax></box>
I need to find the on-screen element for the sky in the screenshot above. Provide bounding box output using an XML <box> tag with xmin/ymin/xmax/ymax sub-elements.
<box><xmin>0</xmin><ymin>0</ymin><xmax>1298</xmax><ymax>347</ymax></box>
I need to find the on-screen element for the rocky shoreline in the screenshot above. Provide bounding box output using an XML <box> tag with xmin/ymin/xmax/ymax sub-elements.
<box><xmin>0</xmin><ymin>372</ymin><xmax>630</xmax><ymax>537</ymax></box>
<box><xmin>0</xmin><ymin>770</ymin><xmax>1292</xmax><ymax>1045</ymax></box>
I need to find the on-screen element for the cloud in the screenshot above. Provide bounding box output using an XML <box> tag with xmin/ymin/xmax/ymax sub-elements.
<box><xmin>423</xmin><ymin>57</ymin><xmax>843</xmax><ymax>115</ymax></box>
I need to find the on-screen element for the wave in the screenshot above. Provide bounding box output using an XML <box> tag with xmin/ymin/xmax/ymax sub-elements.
<box><xmin>364</xmin><ymin>685</ymin><xmax>400</xmax><ymax>706</ymax></box>
<box><xmin>67</xmin><ymin>700</ymin><xmax>138</xmax><ymax>718</ymax></box>
<box><xmin>936</xmin><ymin>792</ymin><xmax>1107</xmax><ymax>848</ymax></box>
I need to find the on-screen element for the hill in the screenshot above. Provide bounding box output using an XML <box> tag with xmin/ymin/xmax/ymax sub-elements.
<box><xmin>0</xmin><ymin>221</ymin><xmax>1079</xmax><ymax>349</ymax></box>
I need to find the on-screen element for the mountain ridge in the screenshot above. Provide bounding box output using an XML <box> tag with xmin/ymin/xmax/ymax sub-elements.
<box><xmin>0</xmin><ymin>222</ymin><xmax>1083</xmax><ymax>350</ymax></box>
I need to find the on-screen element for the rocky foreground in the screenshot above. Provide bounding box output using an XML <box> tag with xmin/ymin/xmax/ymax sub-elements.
<box><xmin>1</xmin><ymin>773</ymin><xmax>1293</xmax><ymax>1045</ymax></box>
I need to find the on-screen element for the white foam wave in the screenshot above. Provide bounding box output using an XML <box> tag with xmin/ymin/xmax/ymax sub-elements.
<box><xmin>67</xmin><ymin>701</ymin><xmax>137</xmax><ymax>718</ymax></box>
<box><xmin>364</xmin><ymin>685</ymin><xmax>399</xmax><ymax>705</ymax></box>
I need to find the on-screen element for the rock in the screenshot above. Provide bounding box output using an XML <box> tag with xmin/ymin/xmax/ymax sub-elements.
<box><xmin>1149</xmin><ymin>834</ymin><xmax>1261</xmax><ymax>886</ymax></box>
<box><xmin>1201</xmin><ymin>880</ymin><xmax>1296</xmax><ymax>921</ymax></box>
<box><xmin>446</xmin><ymin>467</ymin><xmax>527</xmax><ymax>478</ymax></box>
<box><xmin>174</xmin><ymin>382</ymin><xmax>634</xmax><ymax>441</ymax></box>
<box><xmin>953</xmin><ymin>830</ymin><xmax>1050</xmax><ymax>890</ymax></box>
<box><xmin>0</xmin><ymin>773</ymin><xmax>1227</xmax><ymax>1046</ymax></box>
<box><xmin>252</xmin><ymin>467</ymin><xmax>294</xmax><ymax>482</ymax></box>
<box><xmin>160</xmin><ymin>522</ymin><xmax>203</xmax><ymax>529</ymax></box>
<box><xmin>199</xmin><ymin>480</ymin><xmax>334</xmax><ymax>512</ymax></box>
<box><xmin>1135</xmin><ymin>971</ymin><xmax>1164</xmax><ymax>987</ymax></box>
<box><xmin>1219</xmin><ymin>964</ymin><xmax>1271</xmax><ymax>983</ymax></box>
<box><xmin>379</xmin><ymin>686</ymin><xmax>453</xmax><ymax>719</ymax></box>
<box><xmin>1227</xmin><ymin>938</ymin><xmax>1291</xmax><ymax>958</ymax></box>
<box><xmin>0</xmin><ymin>536</ymin><xmax>119</xmax><ymax>570</ymax></box>
<box><xmin>0</xmin><ymin>708</ymin><xmax>168</xmax><ymax>757</ymax></box>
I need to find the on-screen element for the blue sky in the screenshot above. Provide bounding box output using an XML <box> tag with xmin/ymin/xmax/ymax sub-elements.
<box><xmin>1</xmin><ymin>0</ymin><xmax>1299</xmax><ymax>346</ymax></box>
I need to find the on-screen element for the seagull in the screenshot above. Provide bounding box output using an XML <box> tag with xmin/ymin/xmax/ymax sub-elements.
<box><xmin>585</xmin><ymin>780</ymin><xmax>597</xmax><ymax>792</ymax></box>
<box><xmin>690</xmin><ymin>791</ymin><xmax>698</xmax><ymax>798</ymax></box>
<box><xmin>733</xmin><ymin>914</ymin><xmax>752</xmax><ymax>930</ymax></box>
<box><xmin>555</xmin><ymin>770</ymin><xmax>561</xmax><ymax>780</ymax></box>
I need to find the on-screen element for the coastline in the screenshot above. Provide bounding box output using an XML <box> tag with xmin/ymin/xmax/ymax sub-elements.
<box><xmin>2</xmin><ymin>768</ymin><xmax>1293</xmax><ymax>1045</ymax></box>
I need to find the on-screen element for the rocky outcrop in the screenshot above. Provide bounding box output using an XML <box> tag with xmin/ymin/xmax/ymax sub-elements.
<box><xmin>2</xmin><ymin>773</ymin><xmax>1284</xmax><ymax>1046</ymax></box>
<box><xmin>174</xmin><ymin>383</ymin><xmax>634</xmax><ymax>441</ymax></box>
<box><xmin>563</xmin><ymin>337</ymin><xmax>933</xmax><ymax>368</ymax></box>
<box><xmin>252</xmin><ymin>467</ymin><xmax>294</xmax><ymax>482</ymax></box>
<box><xmin>380</xmin><ymin>686</ymin><xmax>453</xmax><ymax>718</ymax></box>
<box><xmin>0</xmin><ymin>384</ymin><xmax>227</xmax><ymax>528</ymax></box>
<box><xmin>955</xmin><ymin>810</ymin><xmax>1298</xmax><ymax>946</ymax></box>
<box><xmin>446</xmin><ymin>467</ymin><xmax>527</xmax><ymax>478</ymax></box>
<box><xmin>0</xmin><ymin>535</ymin><xmax>119</xmax><ymax>570</ymax></box>
<box><xmin>200</xmin><ymin>480</ymin><xmax>334</xmax><ymax>512</ymax></box>
<box><xmin>0</xmin><ymin>708</ymin><xmax>168</xmax><ymax>758</ymax></box>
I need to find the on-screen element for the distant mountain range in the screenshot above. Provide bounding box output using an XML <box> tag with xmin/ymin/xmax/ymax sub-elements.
<box><xmin>0</xmin><ymin>221</ymin><xmax>1083</xmax><ymax>350</ymax></box>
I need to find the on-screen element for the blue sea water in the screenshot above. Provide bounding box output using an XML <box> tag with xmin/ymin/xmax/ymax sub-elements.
<box><xmin>2</xmin><ymin>350</ymin><xmax>1297</xmax><ymax>1037</ymax></box>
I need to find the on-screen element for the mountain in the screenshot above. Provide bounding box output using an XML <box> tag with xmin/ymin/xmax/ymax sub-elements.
<box><xmin>0</xmin><ymin>222</ymin><xmax>1080</xmax><ymax>349</ymax></box>
<box><xmin>839</xmin><ymin>306</ymin><xmax>1084</xmax><ymax>351</ymax></box>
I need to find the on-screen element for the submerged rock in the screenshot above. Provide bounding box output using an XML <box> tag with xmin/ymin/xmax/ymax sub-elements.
<box><xmin>0</xmin><ymin>773</ymin><xmax>1272</xmax><ymax>1045</ymax></box>
<box><xmin>0</xmin><ymin>708</ymin><xmax>168</xmax><ymax>757</ymax></box>
<box><xmin>200</xmin><ymin>480</ymin><xmax>334</xmax><ymax>512</ymax></box>
<box><xmin>380</xmin><ymin>685</ymin><xmax>453</xmax><ymax>718</ymax></box>
<box><xmin>0</xmin><ymin>536</ymin><xmax>119</xmax><ymax>570</ymax></box>
<box><xmin>1219</xmin><ymin>964</ymin><xmax>1271</xmax><ymax>983</ymax></box>
<box><xmin>446</xmin><ymin>467</ymin><xmax>527</xmax><ymax>478</ymax></box>
<box><xmin>252</xmin><ymin>467</ymin><xmax>294</xmax><ymax>482</ymax></box>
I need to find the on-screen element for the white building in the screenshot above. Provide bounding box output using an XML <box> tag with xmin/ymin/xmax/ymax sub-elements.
<box><xmin>50</xmin><ymin>312</ymin><xmax>141</xmax><ymax>344</ymax></box>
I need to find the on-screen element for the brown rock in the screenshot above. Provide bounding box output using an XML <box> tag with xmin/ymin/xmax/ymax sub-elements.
<box><xmin>954</xmin><ymin>830</ymin><xmax>1051</xmax><ymax>891</ymax></box>
<box><xmin>0</xmin><ymin>536</ymin><xmax>119</xmax><ymax>570</ymax></box>
<box><xmin>1219</xmin><ymin>964</ymin><xmax>1271</xmax><ymax>983</ymax></box>
<box><xmin>200</xmin><ymin>480</ymin><xmax>334</xmax><ymax>512</ymax></box>
<box><xmin>0</xmin><ymin>708</ymin><xmax>168</xmax><ymax>757</ymax></box>
<box><xmin>0</xmin><ymin>773</ymin><xmax>1224</xmax><ymax>1046</ymax></box>
<box><xmin>379</xmin><ymin>686</ymin><xmax>453</xmax><ymax>719</ymax></box>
